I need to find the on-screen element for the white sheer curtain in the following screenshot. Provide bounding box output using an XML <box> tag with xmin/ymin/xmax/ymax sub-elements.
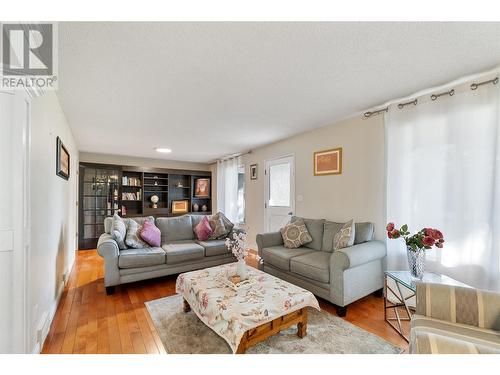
<box><xmin>217</xmin><ymin>156</ymin><xmax>241</xmax><ymax>223</ymax></box>
<box><xmin>386</xmin><ymin>84</ymin><xmax>500</xmax><ymax>291</ymax></box>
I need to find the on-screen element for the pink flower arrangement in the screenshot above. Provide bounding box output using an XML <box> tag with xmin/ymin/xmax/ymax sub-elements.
<box><xmin>225</xmin><ymin>231</ymin><xmax>248</xmax><ymax>260</ymax></box>
<box><xmin>386</xmin><ymin>222</ymin><xmax>445</xmax><ymax>251</ymax></box>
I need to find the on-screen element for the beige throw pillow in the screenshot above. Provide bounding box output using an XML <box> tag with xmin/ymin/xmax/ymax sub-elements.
<box><xmin>280</xmin><ymin>219</ymin><xmax>313</xmax><ymax>249</ymax></box>
<box><xmin>111</xmin><ymin>214</ymin><xmax>127</xmax><ymax>250</ymax></box>
<box><xmin>125</xmin><ymin>217</ymin><xmax>154</xmax><ymax>249</ymax></box>
<box><xmin>333</xmin><ymin>219</ymin><xmax>355</xmax><ymax>250</ymax></box>
<box><xmin>207</xmin><ymin>212</ymin><xmax>233</xmax><ymax>240</ymax></box>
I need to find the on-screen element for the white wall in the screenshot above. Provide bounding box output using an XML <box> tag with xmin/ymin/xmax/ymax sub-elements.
<box><xmin>240</xmin><ymin>115</ymin><xmax>386</xmax><ymax>247</ymax></box>
<box><xmin>79</xmin><ymin>152</ymin><xmax>210</xmax><ymax>171</ymax></box>
<box><xmin>28</xmin><ymin>91</ymin><xmax>79</xmax><ymax>353</ymax></box>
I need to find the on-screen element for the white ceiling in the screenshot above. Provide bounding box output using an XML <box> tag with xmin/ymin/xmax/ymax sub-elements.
<box><xmin>58</xmin><ymin>22</ymin><xmax>500</xmax><ymax>163</ymax></box>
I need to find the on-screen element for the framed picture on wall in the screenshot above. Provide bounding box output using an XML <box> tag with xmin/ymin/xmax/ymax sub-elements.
<box><xmin>250</xmin><ymin>164</ymin><xmax>258</xmax><ymax>180</ymax></box>
<box><xmin>56</xmin><ymin>136</ymin><xmax>70</xmax><ymax>180</ymax></box>
<box><xmin>171</xmin><ymin>200</ymin><xmax>189</xmax><ymax>214</ymax></box>
<box><xmin>194</xmin><ymin>178</ymin><xmax>210</xmax><ymax>198</ymax></box>
<box><xmin>313</xmin><ymin>147</ymin><xmax>342</xmax><ymax>176</ymax></box>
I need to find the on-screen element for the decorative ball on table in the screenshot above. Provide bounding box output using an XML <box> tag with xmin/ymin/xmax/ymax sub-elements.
<box><xmin>150</xmin><ymin>194</ymin><xmax>159</xmax><ymax>209</ymax></box>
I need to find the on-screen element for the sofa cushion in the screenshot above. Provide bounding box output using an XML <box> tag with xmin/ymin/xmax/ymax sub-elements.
<box><xmin>290</xmin><ymin>251</ymin><xmax>331</xmax><ymax>283</ymax></box>
<box><xmin>191</xmin><ymin>214</ymin><xmax>204</xmax><ymax>228</ymax></box>
<box><xmin>291</xmin><ymin>216</ymin><xmax>325</xmax><ymax>251</ymax></box>
<box><xmin>354</xmin><ymin>222</ymin><xmax>375</xmax><ymax>244</ymax></box>
<box><xmin>261</xmin><ymin>245</ymin><xmax>314</xmax><ymax>271</ymax></box>
<box><xmin>156</xmin><ymin>215</ymin><xmax>194</xmax><ymax>243</ymax></box>
<box><xmin>197</xmin><ymin>240</ymin><xmax>230</xmax><ymax>257</ymax></box>
<box><xmin>162</xmin><ymin>241</ymin><xmax>204</xmax><ymax>264</ymax></box>
<box><xmin>411</xmin><ymin>314</ymin><xmax>500</xmax><ymax>354</ymax></box>
<box><xmin>118</xmin><ymin>247</ymin><xmax>166</xmax><ymax>268</ymax></box>
<box><xmin>322</xmin><ymin>221</ymin><xmax>344</xmax><ymax>252</ymax></box>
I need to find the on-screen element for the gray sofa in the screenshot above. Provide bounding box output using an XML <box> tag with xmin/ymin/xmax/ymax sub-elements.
<box><xmin>410</xmin><ymin>282</ymin><xmax>500</xmax><ymax>354</ymax></box>
<box><xmin>97</xmin><ymin>214</ymin><xmax>236</xmax><ymax>294</ymax></box>
<box><xmin>256</xmin><ymin>217</ymin><xmax>386</xmax><ymax>316</ymax></box>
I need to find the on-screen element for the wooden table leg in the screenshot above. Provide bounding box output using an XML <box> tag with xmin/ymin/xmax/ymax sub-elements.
<box><xmin>236</xmin><ymin>333</ymin><xmax>247</xmax><ymax>354</ymax></box>
<box><xmin>183</xmin><ymin>298</ymin><xmax>191</xmax><ymax>313</ymax></box>
<box><xmin>297</xmin><ymin>308</ymin><xmax>308</xmax><ymax>338</ymax></box>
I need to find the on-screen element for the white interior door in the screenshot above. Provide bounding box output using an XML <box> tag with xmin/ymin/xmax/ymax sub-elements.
<box><xmin>265</xmin><ymin>155</ymin><xmax>295</xmax><ymax>232</ymax></box>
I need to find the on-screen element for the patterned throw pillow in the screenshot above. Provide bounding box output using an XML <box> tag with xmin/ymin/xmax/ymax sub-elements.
<box><xmin>207</xmin><ymin>212</ymin><xmax>234</xmax><ymax>240</ymax></box>
<box><xmin>125</xmin><ymin>217</ymin><xmax>154</xmax><ymax>249</ymax></box>
<box><xmin>111</xmin><ymin>214</ymin><xmax>127</xmax><ymax>250</ymax></box>
<box><xmin>333</xmin><ymin>219</ymin><xmax>355</xmax><ymax>250</ymax></box>
<box><xmin>280</xmin><ymin>219</ymin><xmax>313</xmax><ymax>249</ymax></box>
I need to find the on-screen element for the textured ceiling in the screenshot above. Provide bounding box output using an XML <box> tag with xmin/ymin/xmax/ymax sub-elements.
<box><xmin>57</xmin><ymin>22</ymin><xmax>500</xmax><ymax>162</ymax></box>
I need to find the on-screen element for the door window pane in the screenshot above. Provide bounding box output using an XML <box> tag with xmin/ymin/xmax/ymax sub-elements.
<box><xmin>269</xmin><ymin>163</ymin><xmax>291</xmax><ymax>207</ymax></box>
<box><xmin>237</xmin><ymin>165</ymin><xmax>245</xmax><ymax>223</ymax></box>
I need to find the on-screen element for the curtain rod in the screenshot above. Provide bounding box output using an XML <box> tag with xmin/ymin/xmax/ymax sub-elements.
<box><xmin>363</xmin><ymin>67</ymin><xmax>500</xmax><ymax>118</ymax></box>
<box><xmin>217</xmin><ymin>150</ymin><xmax>252</xmax><ymax>162</ymax></box>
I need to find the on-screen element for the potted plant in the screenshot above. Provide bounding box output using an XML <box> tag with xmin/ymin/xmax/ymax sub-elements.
<box><xmin>386</xmin><ymin>223</ymin><xmax>445</xmax><ymax>279</ymax></box>
<box><xmin>225</xmin><ymin>231</ymin><xmax>249</xmax><ymax>280</ymax></box>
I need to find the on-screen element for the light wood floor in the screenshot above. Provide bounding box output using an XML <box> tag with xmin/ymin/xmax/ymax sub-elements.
<box><xmin>41</xmin><ymin>249</ymin><xmax>408</xmax><ymax>354</ymax></box>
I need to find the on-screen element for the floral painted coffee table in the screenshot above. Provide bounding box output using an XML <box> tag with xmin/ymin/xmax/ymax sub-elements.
<box><xmin>175</xmin><ymin>263</ymin><xmax>320</xmax><ymax>354</ymax></box>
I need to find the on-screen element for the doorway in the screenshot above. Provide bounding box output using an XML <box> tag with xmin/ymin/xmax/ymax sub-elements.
<box><xmin>264</xmin><ymin>155</ymin><xmax>295</xmax><ymax>232</ymax></box>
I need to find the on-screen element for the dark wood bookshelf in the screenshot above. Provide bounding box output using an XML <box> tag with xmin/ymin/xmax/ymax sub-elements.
<box><xmin>78</xmin><ymin>162</ymin><xmax>212</xmax><ymax>249</ymax></box>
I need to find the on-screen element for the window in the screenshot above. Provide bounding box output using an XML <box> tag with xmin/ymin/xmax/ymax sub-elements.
<box><xmin>236</xmin><ymin>165</ymin><xmax>245</xmax><ymax>224</ymax></box>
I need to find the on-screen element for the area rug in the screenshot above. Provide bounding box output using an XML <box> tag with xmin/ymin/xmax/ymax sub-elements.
<box><xmin>145</xmin><ymin>294</ymin><xmax>402</xmax><ymax>354</ymax></box>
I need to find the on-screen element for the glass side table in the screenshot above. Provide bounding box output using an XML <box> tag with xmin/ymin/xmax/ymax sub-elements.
<box><xmin>384</xmin><ymin>271</ymin><xmax>470</xmax><ymax>342</ymax></box>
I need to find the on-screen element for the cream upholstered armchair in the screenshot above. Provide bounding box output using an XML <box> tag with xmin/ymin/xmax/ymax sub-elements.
<box><xmin>410</xmin><ymin>282</ymin><xmax>500</xmax><ymax>354</ymax></box>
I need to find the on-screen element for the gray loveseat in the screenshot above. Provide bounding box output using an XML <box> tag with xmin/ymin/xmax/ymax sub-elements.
<box><xmin>97</xmin><ymin>214</ymin><xmax>236</xmax><ymax>294</ymax></box>
<box><xmin>256</xmin><ymin>217</ymin><xmax>386</xmax><ymax>316</ymax></box>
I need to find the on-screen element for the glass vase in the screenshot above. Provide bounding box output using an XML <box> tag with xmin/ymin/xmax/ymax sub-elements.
<box><xmin>407</xmin><ymin>246</ymin><xmax>425</xmax><ymax>279</ymax></box>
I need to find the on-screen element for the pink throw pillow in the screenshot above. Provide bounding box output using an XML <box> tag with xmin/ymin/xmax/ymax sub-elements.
<box><xmin>194</xmin><ymin>216</ymin><xmax>213</xmax><ymax>241</ymax></box>
<box><xmin>139</xmin><ymin>220</ymin><xmax>161</xmax><ymax>247</ymax></box>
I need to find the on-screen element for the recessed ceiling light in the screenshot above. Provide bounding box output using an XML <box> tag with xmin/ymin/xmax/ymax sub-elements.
<box><xmin>155</xmin><ymin>147</ymin><xmax>172</xmax><ymax>153</ymax></box>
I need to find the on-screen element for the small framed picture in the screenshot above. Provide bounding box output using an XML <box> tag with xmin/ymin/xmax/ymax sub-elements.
<box><xmin>56</xmin><ymin>136</ymin><xmax>70</xmax><ymax>180</ymax></box>
<box><xmin>314</xmin><ymin>147</ymin><xmax>342</xmax><ymax>176</ymax></box>
<box><xmin>250</xmin><ymin>164</ymin><xmax>258</xmax><ymax>180</ymax></box>
<box><xmin>172</xmin><ymin>200</ymin><xmax>189</xmax><ymax>214</ymax></box>
<box><xmin>194</xmin><ymin>178</ymin><xmax>210</xmax><ymax>198</ymax></box>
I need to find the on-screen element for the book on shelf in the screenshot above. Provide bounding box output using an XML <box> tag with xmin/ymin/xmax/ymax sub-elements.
<box><xmin>122</xmin><ymin>176</ymin><xmax>141</xmax><ymax>186</ymax></box>
<box><xmin>122</xmin><ymin>191</ymin><xmax>141</xmax><ymax>200</ymax></box>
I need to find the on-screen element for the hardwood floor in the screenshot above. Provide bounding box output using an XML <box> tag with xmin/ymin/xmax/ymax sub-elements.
<box><xmin>41</xmin><ymin>249</ymin><xmax>408</xmax><ymax>354</ymax></box>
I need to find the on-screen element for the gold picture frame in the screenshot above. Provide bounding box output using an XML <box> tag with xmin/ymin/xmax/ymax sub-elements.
<box><xmin>171</xmin><ymin>200</ymin><xmax>189</xmax><ymax>214</ymax></box>
<box><xmin>313</xmin><ymin>147</ymin><xmax>342</xmax><ymax>176</ymax></box>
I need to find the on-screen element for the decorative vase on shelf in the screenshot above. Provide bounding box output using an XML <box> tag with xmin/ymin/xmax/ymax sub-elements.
<box><xmin>201</xmin><ymin>204</ymin><xmax>208</xmax><ymax>212</ymax></box>
<box><xmin>237</xmin><ymin>258</ymin><xmax>248</xmax><ymax>280</ymax></box>
<box><xmin>193</xmin><ymin>203</ymin><xmax>199</xmax><ymax>212</ymax></box>
<box><xmin>407</xmin><ymin>246</ymin><xmax>425</xmax><ymax>279</ymax></box>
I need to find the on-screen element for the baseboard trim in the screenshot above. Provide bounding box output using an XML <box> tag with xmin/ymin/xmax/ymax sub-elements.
<box><xmin>32</xmin><ymin>257</ymin><xmax>76</xmax><ymax>354</ymax></box>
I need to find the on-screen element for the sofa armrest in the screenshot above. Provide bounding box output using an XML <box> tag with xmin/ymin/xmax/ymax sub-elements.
<box><xmin>415</xmin><ymin>282</ymin><xmax>500</xmax><ymax>330</ymax></box>
<box><xmin>330</xmin><ymin>240</ymin><xmax>386</xmax><ymax>271</ymax></box>
<box><xmin>97</xmin><ymin>233</ymin><xmax>120</xmax><ymax>287</ymax></box>
<box><xmin>256</xmin><ymin>231</ymin><xmax>283</xmax><ymax>255</ymax></box>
